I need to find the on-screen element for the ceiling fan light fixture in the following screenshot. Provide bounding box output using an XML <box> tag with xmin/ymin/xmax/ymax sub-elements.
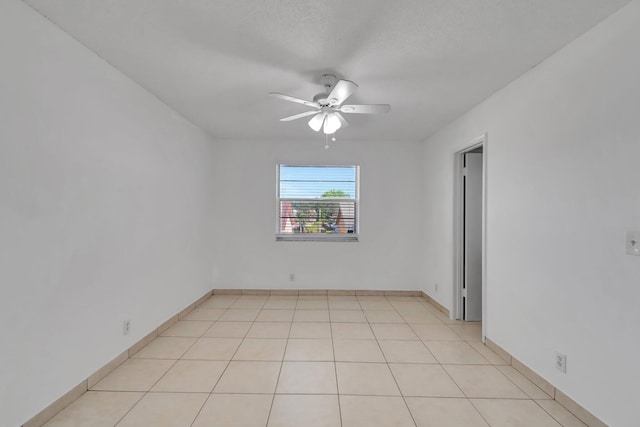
<box><xmin>323</xmin><ymin>112</ymin><xmax>342</xmax><ymax>134</ymax></box>
<box><xmin>308</xmin><ymin>113</ymin><xmax>325</xmax><ymax>132</ymax></box>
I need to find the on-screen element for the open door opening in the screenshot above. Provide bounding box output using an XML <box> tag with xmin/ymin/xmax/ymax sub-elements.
<box><xmin>462</xmin><ymin>148</ymin><xmax>483</xmax><ymax>321</ymax></box>
<box><xmin>454</xmin><ymin>135</ymin><xmax>487</xmax><ymax>337</ymax></box>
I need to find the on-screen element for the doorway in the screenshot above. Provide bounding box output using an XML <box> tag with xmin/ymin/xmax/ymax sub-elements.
<box><xmin>454</xmin><ymin>135</ymin><xmax>487</xmax><ymax>338</ymax></box>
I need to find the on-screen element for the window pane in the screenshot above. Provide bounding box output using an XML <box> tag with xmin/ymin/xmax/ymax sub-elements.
<box><xmin>280</xmin><ymin>200</ymin><xmax>356</xmax><ymax>234</ymax></box>
<box><xmin>279</xmin><ymin>165</ymin><xmax>356</xmax><ymax>199</ymax></box>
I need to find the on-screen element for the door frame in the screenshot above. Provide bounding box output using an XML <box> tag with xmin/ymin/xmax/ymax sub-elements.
<box><xmin>453</xmin><ymin>133</ymin><xmax>488</xmax><ymax>341</ymax></box>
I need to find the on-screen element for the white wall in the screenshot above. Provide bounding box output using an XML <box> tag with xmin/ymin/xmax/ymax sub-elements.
<box><xmin>0</xmin><ymin>2</ymin><xmax>218</xmax><ymax>426</ymax></box>
<box><xmin>422</xmin><ymin>1</ymin><xmax>640</xmax><ymax>425</ymax></box>
<box><xmin>212</xmin><ymin>138</ymin><xmax>425</xmax><ymax>291</ymax></box>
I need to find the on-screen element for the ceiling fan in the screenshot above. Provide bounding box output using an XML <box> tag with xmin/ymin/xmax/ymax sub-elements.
<box><xmin>269</xmin><ymin>74</ymin><xmax>391</xmax><ymax>135</ymax></box>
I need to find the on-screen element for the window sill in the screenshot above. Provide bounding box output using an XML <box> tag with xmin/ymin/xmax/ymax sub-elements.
<box><xmin>276</xmin><ymin>234</ymin><xmax>359</xmax><ymax>242</ymax></box>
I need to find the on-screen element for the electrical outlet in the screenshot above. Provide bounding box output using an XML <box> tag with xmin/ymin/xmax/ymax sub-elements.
<box><xmin>289</xmin><ymin>273</ymin><xmax>295</xmax><ymax>282</ymax></box>
<box><xmin>555</xmin><ymin>352</ymin><xmax>567</xmax><ymax>373</ymax></box>
<box><xmin>435</xmin><ymin>283</ymin><xmax>439</xmax><ymax>292</ymax></box>
<box><xmin>123</xmin><ymin>320</ymin><xmax>131</xmax><ymax>336</ymax></box>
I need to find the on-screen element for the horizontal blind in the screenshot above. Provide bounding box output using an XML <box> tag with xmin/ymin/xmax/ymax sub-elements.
<box><xmin>279</xmin><ymin>165</ymin><xmax>357</xmax><ymax>235</ymax></box>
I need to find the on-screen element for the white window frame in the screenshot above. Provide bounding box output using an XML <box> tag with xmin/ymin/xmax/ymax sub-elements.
<box><xmin>276</xmin><ymin>164</ymin><xmax>360</xmax><ymax>242</ymax></box>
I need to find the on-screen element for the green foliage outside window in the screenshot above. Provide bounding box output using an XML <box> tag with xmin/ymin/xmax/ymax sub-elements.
<box><xmin>292</xmin><ymin>190</ymin><xmax>350</xmax><ymax>233</ymax></box>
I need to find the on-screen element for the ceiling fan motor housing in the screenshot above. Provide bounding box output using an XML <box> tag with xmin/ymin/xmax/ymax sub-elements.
<box><xmin>314</xmin><ymin>74</ymin><xmax>338</xmax><ymax>106</ymax></box>
<box><xmin>313</xmin><ymin>93</ymin><xmax>330</xmax><ymax>106</ymax></box>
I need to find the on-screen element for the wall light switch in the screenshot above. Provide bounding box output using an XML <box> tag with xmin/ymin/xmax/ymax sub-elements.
<box><xmin>626</xmin><ymin>231</ymin><xmax>640</xmax><ymax>256</ymax></box>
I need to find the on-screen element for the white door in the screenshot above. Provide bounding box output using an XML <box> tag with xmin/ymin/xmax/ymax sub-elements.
<box><xmin>463</xmin><ymin>152</ymin><xmax>483</xmax><ymax>321</ymax></box>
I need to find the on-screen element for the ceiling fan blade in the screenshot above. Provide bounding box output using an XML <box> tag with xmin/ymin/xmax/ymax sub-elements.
<box><xmin>327</xmin><ymin>80</ymin><xmax>358</xmax><ymax>106</ymax></box>
<box><xmin>269</xmin><ymin>92</ymin><xmax>320</xmax><ymax>108</ymax></box>
<box><xmin>280</xmin><ymin>110</ymin><xmax>321</xmax><ymax>122</ymax></box>
<box><xmin>308</xmin><ymin>113</ymin><xmax>326</xmax><ymax>132</ymax></box>
<box><xmin>339</xmin><ymin>104</ymin><xmax>391</xmax><ymax>114</ymax></box>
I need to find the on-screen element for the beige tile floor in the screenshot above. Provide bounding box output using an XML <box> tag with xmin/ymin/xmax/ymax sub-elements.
<box><xmin>44</xmin><ymin>295</ymin><xmax>587</xmax><ymax>427</ymax></box>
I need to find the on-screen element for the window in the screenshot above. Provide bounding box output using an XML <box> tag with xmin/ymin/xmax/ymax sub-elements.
<box><xmin>277</xmin><ymin>165</ymin><xmax>359</xmax><ymax>241</ymax></box>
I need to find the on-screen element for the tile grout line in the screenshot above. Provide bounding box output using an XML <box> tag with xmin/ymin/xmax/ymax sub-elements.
<box><xmin>391</xmin><ymin>297</ymin><xmax>493</xmax><ymax>427</ymax></box>
<box><xmin>491</xmin><ymin>360</ymin><xmax>549</xmax><ymax>401</ymax></box>
<box><xmin>163</xmin><ymin>299</ymin><xmax>239</xmax><ymax>427</ymax></box>
<box><xmin>185</xmin><ymin>297</ymin><xmax>240</xmax><ymax>427</ymax></box>
<box><xmin>330</xmin><ymin>305</ymin><xmax>343</xmax><ymax>427</ymax></box>
<box><xmin>532</xmin><ymin>398</ymin><xmax>585</xmax><ymax>427</ymax></box>
<box><xmin>111</xmin><ymin>391</ymin><xmax>146</xmax><ymax>427</ymax></box>
<box><xmin>372</xmin><ymin>296</ymin><xmax>418</xmax><ymax>427</ymax></box>
<box><xmin>112</xmin><ymin>337</ymin><xmax>207</xmax><ymax>425</ymax></box>
<box><xmin>203</xmin><ymin>296</ymin><xmax>253</xmax><ymax>388</ymax></box>
<box><xmin>532</xmin><ymin>400</ymin><xmax>566</xmax><ymax>427</ymax></box>
<box><xmin>466</xmin><ymin>397</ymin><xmax>501</xmax><ymax>427</ymax></box>
<box><xmin>264</xmin><ymin>296</ymin><xmax>296</xmax><ymax>427</ymax></box>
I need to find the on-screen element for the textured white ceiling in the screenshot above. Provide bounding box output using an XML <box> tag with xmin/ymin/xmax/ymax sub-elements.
<box><xmin>25</xmin><ymin>0</ymin><xmax>630</xmax><ymax>142</ymax></box>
